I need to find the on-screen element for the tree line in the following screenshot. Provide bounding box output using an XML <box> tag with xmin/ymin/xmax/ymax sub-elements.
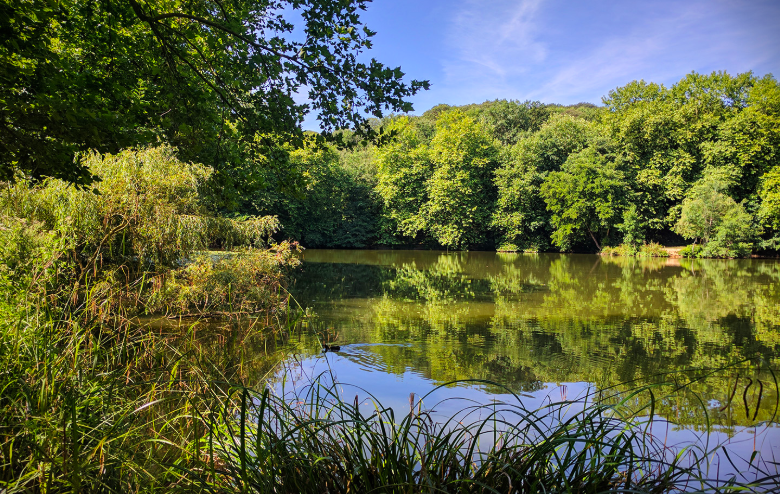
<box><xmin>3</xmin><ymin>3</ymin><xmax>777</xmax><ymax>257</ymax></box>
<box><xmin>245</xmin><ymin>71</ymin><xmax>780</xmax><ymax>256</ymax></box>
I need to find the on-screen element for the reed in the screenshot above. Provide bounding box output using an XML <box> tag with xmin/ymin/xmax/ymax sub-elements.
<box><xmin>190</xmin><ymin>374</ymin><xmax>778</xmax><ymax>494</ymax></box>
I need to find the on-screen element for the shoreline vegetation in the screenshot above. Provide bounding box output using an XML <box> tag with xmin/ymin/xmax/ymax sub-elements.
<box><xmin>234</xmin><ymin>71</ymin><xmax>780</xmax><ymax>261</ymax></box>
<box><xmin>2</xmin><ymin>1</ymin><xmax>779</xmax><ymax>490</ymax></box>
<box><xmin>0</xmin><ymin>148</ymin><xmax>776</xmax><ymax>491</ymax></box>
<box><xmin>0</xmin><ymin>148</ymin><xmax>303</xmax><ymax>490</ymax></box>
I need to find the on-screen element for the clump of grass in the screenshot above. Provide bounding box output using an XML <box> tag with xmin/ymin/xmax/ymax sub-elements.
<box><xmin>601</xmin><ymin>244</ymin><xmax>630</xmax><ymax>256</ymax></box>
<box><xmin>637</xmin><ymin>242</ymin><xmax>669</xmax><ymax>257</ymax></box>
<box><xmin>0</xmin><ymin>260</ymin><xmax>301</xmax><ymax>492</ymax></box>
<box><xmin>144</xmin><ymin>242</ymin><xmax>302</xmax><ymax>317</ymax></box>
<box><xmin>194</xmin><ymin>375</ymin><xmax>777</xmax><ymax>493</ymax></box>
<box><xmin>497</xmin><ymin>243</ymin><xmax>540</xmax><ymax>253</ymax></box>
<box><xmin>497</xmin><ymin>243</ymin><xmax>520</xmax><ymax>252</ymax></box>
<box><xmin>601</xmin><ymin>242</ymin><xmax>669</xmax><ymax>258</ymax></box>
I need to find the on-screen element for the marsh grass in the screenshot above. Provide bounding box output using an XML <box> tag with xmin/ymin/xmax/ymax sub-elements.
<box><xmin>189</xmin><ymin>365</ymin><xmax>779</xmax><ymax>494</ymax></box>
<box><xmin>601</xmin><ymin>242</ymin><xmax>669</xmax><ymax>258</ymax></box>
<box><xmin>0</xmin><ymin>146</ymin><xmax>305</xmax><ymax>492</ymax></box>
<box><xmin>0</xmin><ymin>279</ymin><xmax>306</xmax><ymax>492</ymax></box>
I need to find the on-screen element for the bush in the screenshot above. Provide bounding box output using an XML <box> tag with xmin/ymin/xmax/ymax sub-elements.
<box><xmin>698</xmin><ymin>204</ymin><xmax>755</xmax><ymax>258</ymax></box>
<box><xmin>674</xmin><ymin>174</ymin><xmax>755</xmax><ymax>258</ymax></box>
<box><xmin>0</xmin><ymin>147</ymin><xmax>304</xmax><ymax>491</ymax></box>
<box><xmin>601</xmin><ymin>245</ymin><xmax>631</xmax><ymax>256</ymax></box>
<box><xmin>637</xmin><ymin>242</ymin><xmax>669</xmax><ymax>257</ymax></box>
<box><xmin>680</xmin><ymin>244</ymin><xmax>704</xmax><ymax>258</ymax></box>
<box><xmin>0</xmin><ymin>146</ymin><xmax>289</xmax><ymax>318</ymax></box>
<box><xmin>146</xmin><ymin>243</ymin><xmax>302</xmax><ymax>316</ymax></box>
<box><xmin>497</xmin><ymin>242</ymin><xmax>520</xmax><ymax>252</ymax></box>
<box><xmin>0</xmin><ymin>146</ymin><xmax>278</xmax><ymax>276</ymax></box>
<box><xmin>601</xmin><ymin>242</ymin><xmax>669</xmax><ymax>257</ymax></box>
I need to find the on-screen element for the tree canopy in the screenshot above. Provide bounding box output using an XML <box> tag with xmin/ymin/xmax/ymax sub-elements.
<box><xmin>1</xmin><ymin>0</ymin><xmax>428</xmax><ymax>184</ymax></box>
<box><xmin>247</xmin><ymin>71</ymin><xmax>780</xmax><ymax>256</ymax></box>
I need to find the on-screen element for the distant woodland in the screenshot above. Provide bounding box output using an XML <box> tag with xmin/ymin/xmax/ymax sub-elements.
<box><xmin>246</xmin><ymin>72</ymin><xmax>780</xmax><ymax>256</ymax></box>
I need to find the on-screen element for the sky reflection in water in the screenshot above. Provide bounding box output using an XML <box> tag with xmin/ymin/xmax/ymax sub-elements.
<box><xmin>278</xmin><ymin>250</ymin><xmax>780</xmax><ymax>482</ymax></box>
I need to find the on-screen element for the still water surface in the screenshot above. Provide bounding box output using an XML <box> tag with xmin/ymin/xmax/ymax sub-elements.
<box><xmin>280</xmin><ymin>250</ymin><xmax>780</xmax><ymax>481</ymax></box>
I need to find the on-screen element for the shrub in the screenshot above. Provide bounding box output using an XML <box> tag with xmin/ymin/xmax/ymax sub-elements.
<box><xmin>146</xmin><ymin>242</ymin><xmax>302</xmax><ymax>316</ymax></box>
<box><xmin>680</xmin><ymin>244</ymin><xmax>704</xmax><ymax>258</ymax></box>
<box><xmin>698</xmin><ymin>204</ymin><xmax>755</xmax><ymax>258</ymax></box>
<box><xmin>600</xmin><ymin>244</ymin><xmax>632</xmax><ymax>256</ymax></box>
<box><xmin>674</xmin><ymin>174</ymin><xmax>755</xmax><ymax>258</ymax></box>
<box><xmin>602</xmin><ymin>242</ymin><xmax>669</xmax><ymax>257</ymax></box>
<box><xmin>637</xmin><ymin>242</ymin><xmax>669</xmax><ymax>257</ymax></box>
<box><xmin>0</xmin><ymin>146</ymin><xmax>278</xmax><ymax>277</ymax></box>
<box><xmin>497</xmin><ymin>242</ymin><xmax>520</xmax><ymax>252</ymax></box>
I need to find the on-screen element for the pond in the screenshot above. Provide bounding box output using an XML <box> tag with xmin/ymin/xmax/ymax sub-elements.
<box><xmin>279</xmin><ymin>249</ymin><xmax>780</xmax><ymax>483</ymax></box>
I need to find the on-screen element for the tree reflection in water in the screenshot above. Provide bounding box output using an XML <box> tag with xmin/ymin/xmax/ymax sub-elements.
<box><xmin>289</xmin><ymin>250</ymin><xmax>780</xmax><ymax>430</ymax></box>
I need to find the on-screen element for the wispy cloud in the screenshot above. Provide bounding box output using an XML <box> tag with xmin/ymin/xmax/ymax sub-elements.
<box><xmin>441</xmin><ymin>0</ymin><xmax>547</xmax><ymax>92</ymax></box>
<box><xmin>528</xmin><ymin>1</ymin><xmax>776</xmax><ymax>102</ymax></box>
<box><xmin>434</xmin><ymin>0</ymin><xmax>780</xmax><ymax>106</ymax></box>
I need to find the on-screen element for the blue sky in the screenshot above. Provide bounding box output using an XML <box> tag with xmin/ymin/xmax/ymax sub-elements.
<box><xmin>303</xmin><ymin>0</ymin><xmax>779</xmax><ymax>128</ymax></box>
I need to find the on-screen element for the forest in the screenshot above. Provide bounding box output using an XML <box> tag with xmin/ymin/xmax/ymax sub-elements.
<box><xmin>247</xmin><ymin>72</ymin><xmax>780</xmax><ymax>257</ymax></box>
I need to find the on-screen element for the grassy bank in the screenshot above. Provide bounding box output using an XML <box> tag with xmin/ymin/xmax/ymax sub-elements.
<box><xmin>0</xmin><ymin>147</ymin><xmax>303</xmax><ymax>491</ymax></box>
<box><xmin>1</xmin><ymin>147</ymin><xmax>777</xmax><ymax>492</ymax></box>
<box><xmin>600</xmin><ymin>242</ymin><xmax>670</xmax><ymax>258</ymax></box>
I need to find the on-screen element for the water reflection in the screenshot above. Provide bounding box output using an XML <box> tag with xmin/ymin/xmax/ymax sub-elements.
<box><xmin>289</xmin><ymin>250</ymin><xmax>780</xmax><ymax>429</ymax></box>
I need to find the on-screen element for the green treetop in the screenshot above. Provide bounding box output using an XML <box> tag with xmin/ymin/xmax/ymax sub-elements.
<box><xmin>0</xmin><ymin>0</ymin><xmax>428</xmax><ymax>184</ymax></box>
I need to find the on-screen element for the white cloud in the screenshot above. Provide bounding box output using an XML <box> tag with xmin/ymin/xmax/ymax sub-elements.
<box><xmin>441</xmin><ymin>0</ymin><xmax>547</xmax><ymax>91</ymax></box>
<box><xmin>527</xmin><ymin>2</ymin><xmax>744</xmax><ymax>102</ymax></box>
<box><xmin>432</xmin><ymin>0</ymin><xmax>780</xmax><ymax>107</ymax></box>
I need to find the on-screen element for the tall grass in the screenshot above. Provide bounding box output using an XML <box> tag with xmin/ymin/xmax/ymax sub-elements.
<box><xmin>0</xmin><ymin>258</ymin><xmax>304</xmax><ymax>492</ymax></box>
<box><xmin>190</xmin><ymin>371</ymin><xmax>779</xmax><ymax>494</ymax></box>
<box><xmin>601</xmin><ymin>242</ymin><xmax>669</xmax><ymax>258</ymax></box>
<box><xmin>0</xmin><ymin>146</ymin><xmax>303</xmax><ymax>492</ymax></box>
<box><xmin>1</xmin><ymin>147</ymin><xmax>777</xmax><ymax>492</ymax></box>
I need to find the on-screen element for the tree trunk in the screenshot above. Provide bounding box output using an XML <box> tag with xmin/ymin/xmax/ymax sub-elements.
<box><xmin>587</xmin><ymin>227</ymin><xmax>601</xmax><ymax>250</ymax></box>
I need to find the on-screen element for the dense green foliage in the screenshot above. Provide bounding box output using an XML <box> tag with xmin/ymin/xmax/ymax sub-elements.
<box><xmin>373</xmin><ymin>111</ymin><xmax>500</xmax><ymax>249</ymax></box>
<box><xmin>1</xmin><ymin>0</ymin><xmax>428</xmax><ymax>188</ymax></box>
<box><xmin>251</xmin><ymin>71</ymin><xmax>780</xmax><ymax>257</ymax></box>
<box><xmin>0</xmin><ymin>147</ymin><xmax>305</xmax><ymax>490</ymax></box>
<box><xmin>249</xmin><ymin>139</ymin><xmax>382</xmax><ymax>247</ymax></box>
<box><xmin>1</xmin><ymin>146</ymin><xmax>284</xmax><ymax>280</ymax></box>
